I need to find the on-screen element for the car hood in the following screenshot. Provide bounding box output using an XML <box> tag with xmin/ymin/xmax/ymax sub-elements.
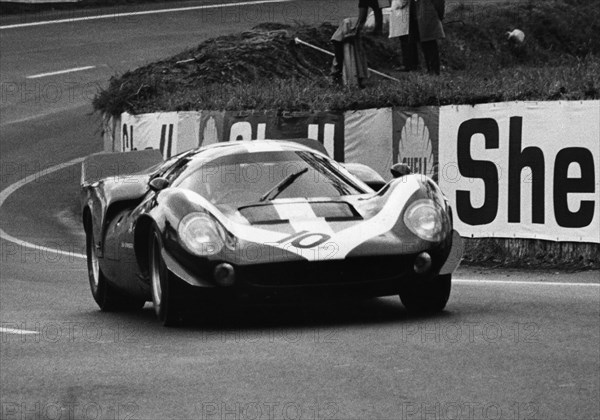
<box><xmin>166</xmin><ymin>174</ymin><xmax>441</xmax><ymax>263</ymax></box>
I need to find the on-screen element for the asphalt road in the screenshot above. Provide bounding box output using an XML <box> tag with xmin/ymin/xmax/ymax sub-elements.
<box><xmin>1</xmin><ymin>1</ymin><xmax>599</xmax><ymax>419</ymax></box>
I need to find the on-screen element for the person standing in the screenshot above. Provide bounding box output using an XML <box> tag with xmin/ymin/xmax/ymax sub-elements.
<box><xmin>400</xmin><ymin>0</ymin><xmax>445</xmax><ymax>74</ymax></box>
<box><xmin>330</xmin><ymin>18</ymin><xmax>369</xmax><ymax>87</ymax></box>
<box><xmin>330</xmin><ymin>0</ymin><xmax>385</xmax><ymax>86</ymax></box>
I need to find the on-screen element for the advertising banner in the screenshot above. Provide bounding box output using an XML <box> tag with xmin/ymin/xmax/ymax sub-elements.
<box><xmin>274</xmin><ymin>111</ymin><xmax>345</xmax><ymax>161</ymax></box>
<box><xmin>121</xmin><ymin>112</ymin><xmax>179</xmax><ymax>158</ymax></box>
<box><xmin>113</xmin><ymin>100</ymin><xmax>599</xmax><ymax>243</ymax></box>
<box><xmin>393</xmin><ymin>106</ymin><xmax>439</xmax><ymax>180</ymax></box>
<box><xmin>223</xmin><ymin>110</ymin><xmax>274</xmax><ymax>142</ymax></box>
<box><xmin>344</xmin><ymin>108</ymin><xmax>393</xmax><ymax>179</ymax></box>
<box><xmin>439</xmin><ymin>101</ymin><xmax>600</xmax><ymax>243</ymax></box>
<box><xmin>344</xmin><ymin>107</ymin><xmax>439</xmax><ymax>180</ymax></box>
<box><xmin>177</xmin><ymin>111</ymin><xmax>201</xmax><ymax>153</ymax></box>
<box><xmin>222</xmin><ymin>111</ymin><xmax>345</xmax><ymax>160</ymax></box>
<box><xmin>199</xmin><ymin>111</ymin><xmax>226</xmax><ymax>148</ymax></box>
<box><xmin>103</xmin><ymin>114</ymin><xmax>121</xmax><ymax>153</ymax></box>
<box><xmin>118</xmin><ymin>110</ymin><xmax>345</xmax><ymax>159</ymax></box>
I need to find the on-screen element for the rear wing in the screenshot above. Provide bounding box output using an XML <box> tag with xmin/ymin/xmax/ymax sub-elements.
<box><xmin>81</xmin><ymin>149</ymin><xmax>163</xmax><ymax>186</ymax></box>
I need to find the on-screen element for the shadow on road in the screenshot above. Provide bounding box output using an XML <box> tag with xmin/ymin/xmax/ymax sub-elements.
<box><xmin>83</xmin><ymin>297</ymin><xmax>454</xmax><ymax>333</ymax></box>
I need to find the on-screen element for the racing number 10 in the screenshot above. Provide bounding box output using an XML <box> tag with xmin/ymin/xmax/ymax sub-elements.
<box><xmin>276</xmin><ymin>231</ymin><xmax>331</xmax><ymax>248</ymax></box>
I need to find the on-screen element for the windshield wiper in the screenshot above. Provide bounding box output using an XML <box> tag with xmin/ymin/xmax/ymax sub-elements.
<box><xmin>259</xmin><ymin>167</ymin><xmax>308</xmax><ymax>202</ymax></box>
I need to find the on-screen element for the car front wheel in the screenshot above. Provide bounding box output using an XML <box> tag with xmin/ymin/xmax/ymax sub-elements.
<box><xmin>399</xmin><ymin>274</ymin><xmax>451</xmax><ymax>313</ymax></box>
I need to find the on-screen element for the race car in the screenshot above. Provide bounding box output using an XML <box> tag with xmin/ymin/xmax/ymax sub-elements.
<box><xmin>81</xmin><ymin>139</ymin><xmax>462</xmax><ymax>326</ymax></box>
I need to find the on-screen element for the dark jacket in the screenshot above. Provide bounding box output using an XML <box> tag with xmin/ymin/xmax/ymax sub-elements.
<box><xmin>415</xmin><ymin>0</ymin><xmax>445</xmax><ymax>41</ymax></box>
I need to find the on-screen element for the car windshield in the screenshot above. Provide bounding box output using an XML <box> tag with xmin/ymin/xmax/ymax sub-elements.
<box><xmin>175</xmin><ymin>150</ymin><xmax>365</xmax><ymax>208</ymax></box>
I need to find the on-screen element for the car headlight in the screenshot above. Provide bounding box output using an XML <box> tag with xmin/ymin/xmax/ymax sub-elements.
<box><xmin>403</xmin><ymin>199</ymin><xmax>446</xmax><ymax>242</ymax></box>
<box><xmin>178</xmin><ymin>213</ymin><xmax>226</xmax><ymax>256</ymax></box>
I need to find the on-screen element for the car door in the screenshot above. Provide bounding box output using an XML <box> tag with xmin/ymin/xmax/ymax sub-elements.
<box><xmin>114</xmin><ymin>153</ymin><xmax>194</xmax><ymax>294</ymax></box>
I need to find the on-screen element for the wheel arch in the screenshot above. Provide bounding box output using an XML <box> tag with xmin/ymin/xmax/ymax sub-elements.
<box><xmin>83</xmin><ymin>206</ymin><xmax>92</xmax><ymax>234</ymax></box>
<box><xmin>134</xmin><ymin>215</ymin><xmax>157</xmax><ymax>277</ymax></box>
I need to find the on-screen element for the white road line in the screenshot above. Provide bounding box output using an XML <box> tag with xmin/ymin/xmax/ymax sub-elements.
<box><xmin>0</xmin><ymin>0</ymin><xmax>292</xmax><ymax>30</ymax></box>
<box><xmin>0</xmin><ymin>157</ymin><xmax>87</xmax><ymax>259</ymax></box>
<box><xmin>26</xmin><ymin>65</ymin><xmax>96</xmax><ymax>79</ymax></box>
<box><xmin>0</xmin><ymin>327</ymin><xmax>39</xmax><ymax>335</ymax></box>
<box><xmin>454</xmin><ymin>279</ymin><xmax>600</xmax><ymax>287</ymax></box>
<box><xmin>0</xmin><ymin>104</ymin><xmax>91</xmax><ymax>128</ymax></box>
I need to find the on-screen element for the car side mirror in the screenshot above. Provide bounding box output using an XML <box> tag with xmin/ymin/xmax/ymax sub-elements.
<box><xmin>390</xmin><ymin>163</ymin><xmax>412</xmax><ymax>178</ymax></box>
<box><xmin>343</xmin><ymin>163</ymin><xmax>386</xmax><ymax>191</ymax></box>
<box><xmin>149</xmin><ymin>177</ymin><xmax>169</xmax><ymax>192</ymax></box>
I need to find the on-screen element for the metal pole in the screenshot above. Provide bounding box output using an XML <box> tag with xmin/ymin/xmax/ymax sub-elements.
<box><xmin>294</xmin><ymin>37</ymin><xmax>402</xmax><ymax>83</ymax></box>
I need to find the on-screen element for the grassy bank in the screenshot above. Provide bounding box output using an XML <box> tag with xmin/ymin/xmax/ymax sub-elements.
<box><xmin>462</xmin><ymin>239</ymin><xmax>599</xmax><ymax>270</ymax></box>
<box><xmin>93</xmin><ymin>0</ymin><xmax>600</xmax><ymax>116</ymax></box>
<box><xmin>95</xmin><ymin>60</ymin><xmax>599</xmax><ymax>114</ymax></box>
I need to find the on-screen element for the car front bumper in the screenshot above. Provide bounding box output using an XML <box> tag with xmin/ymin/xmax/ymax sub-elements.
<box><xmin>162</xmin><ymin>230</ymin><xmax>463</xmax><ymax>302</ymax></box>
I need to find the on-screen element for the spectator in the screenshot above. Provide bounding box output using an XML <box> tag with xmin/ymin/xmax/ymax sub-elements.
<box><xmin>356</xmin><ymin>0</ymin><xmax>384</xmax><ymax>36</ymax></box>
<box><xmin>330</xmin><ymin>0</ymin><xmax>387</xmax><ymax>86</ymax></box>
<box><xmin>330</xmin><ymin>18</ymin><xmax>369</xmax><ymax>87</ymax></box>
<box><xmin>330</xmin><ymin>18</ymin><xmax>357</xmax><ymax>85</ymax></box>
<box><xmin>400</xmin><ymin>0</ymin><xmax>445</xmax><ymax>75</ymax></box>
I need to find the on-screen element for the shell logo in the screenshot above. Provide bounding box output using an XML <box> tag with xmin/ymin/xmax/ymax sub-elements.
<box><xmin>202</xmin><ymin>116</ymin><xmax>218</xmax><ymax>146</ymax></box>
<box><xmin>398</xmin><ymin>114</ymin><xmax>435</xmax><ymax>177</ymax></box>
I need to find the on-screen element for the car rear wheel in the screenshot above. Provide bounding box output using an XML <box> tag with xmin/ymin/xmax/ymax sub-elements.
<box><xmin>149</xmin><ymin>228</ymin><xmax>182</xmax><ymax>326</ymax></box>
<box><xmin>399</xmin><ymin>274</ymin><xmax>451</xmax><ymax>313</ymax></box>
<box><xmin>86</xmin><ymin>229</ymin><xmax>144</xmax><ymax>311</ymax></box>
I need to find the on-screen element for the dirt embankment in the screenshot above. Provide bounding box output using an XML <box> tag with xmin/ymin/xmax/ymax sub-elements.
<box><xmin>93</xmin><ymin>0</ymin><xmax>600</xmax><ymax>116</ymax></box>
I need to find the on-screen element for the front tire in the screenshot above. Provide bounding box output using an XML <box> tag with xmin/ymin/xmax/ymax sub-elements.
<box><xmin>86</xmin><ymin>229</ymin><xmax>144</xmax><ymax>311</ymax></box>
<box><xmin>149</xmin><ymin>228</ymin><xmax>182</xmax><ymax>326</ymax></box>
<box><xmin>400</xmin><ymin>274</ymin><xmax>451</xmax><ymax>313</ymax></box>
